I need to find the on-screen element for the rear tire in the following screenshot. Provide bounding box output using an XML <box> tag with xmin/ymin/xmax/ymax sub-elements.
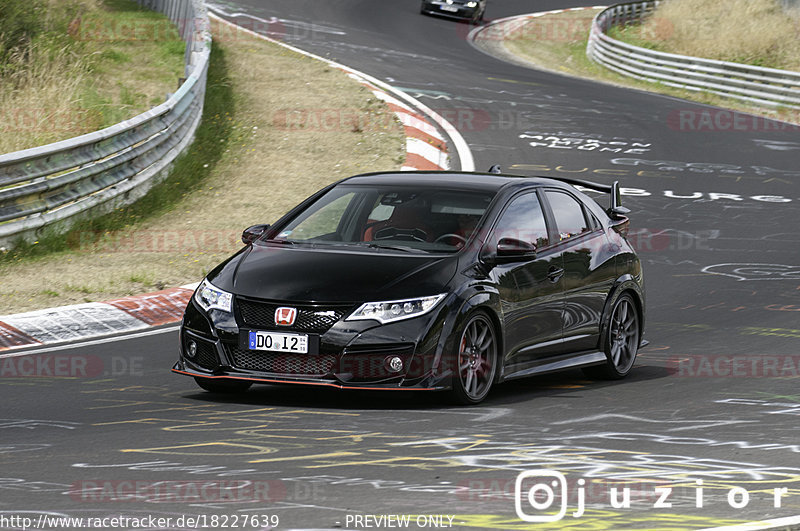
<box><xmin>583</xmin><ymin>293</ymin><xmax>639</xmax><ymax>379</ymax></box>
<box><xmin>450</xmin><ymin>312</ymin><xmax>497</xmax><ymax>404</ymax></box>
<box><xmin>194</xmin><ymin>377</ymin><xmax>252</xmax><ymax>393</ymax></box>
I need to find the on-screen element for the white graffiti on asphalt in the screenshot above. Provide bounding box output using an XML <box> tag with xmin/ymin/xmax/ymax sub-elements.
<box><xmin>716</xmin><ymin>398</ymin><xmax>800</xmax><ymax>416</ymax></box>
<box><xmin>611</xmin><ymin>157</ymin><xmax>800</xmax><ymax>177</ymax></box>
<box><xmin>520</xmin><ymin>132</ymin><xmax>652</xmax><ymax>154</ymax></box>
<box><xmin>701</xmin><ymin>264</ymin><xmax>800</xmax><ymax>281</ymax></box>
<box><xmin>387</xmin><ymin>437</ymin><xmax>800</xmax><ymax>483</ymax></box>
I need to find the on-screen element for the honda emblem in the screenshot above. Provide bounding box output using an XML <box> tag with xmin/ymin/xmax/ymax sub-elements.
<box><xmin>275</xmin><ymin>307</ymin><xmax>297</xmax><ymax>326</ymax></box>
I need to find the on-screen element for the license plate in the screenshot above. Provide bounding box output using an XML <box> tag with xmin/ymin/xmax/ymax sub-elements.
<box><xmin>248</xmin><ymin>331</ymin><xmax>308</xmax><ymax>353</ymax></box>
<box><xmin>440</xmin><ymin>5</ymin><xmax>459</xmax><ymax>12</ymax></box>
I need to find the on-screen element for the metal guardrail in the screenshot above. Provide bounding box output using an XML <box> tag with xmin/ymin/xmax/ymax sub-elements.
<box><xmin>587</xmin><ymin>1</ymin><xmax>800</xmax><ymax>109</ymax></box>
<box><xmin>0</xmin><ymin>0</ymin><xmax>210</xmax><ymax>248</ymax></box>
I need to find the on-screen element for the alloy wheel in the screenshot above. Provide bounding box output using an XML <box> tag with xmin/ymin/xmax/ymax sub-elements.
<box><xmin>455</xmin><ymin>313</ymin><xmax>497</xmax><ymax>403</ymax></box>
<box><xmin>608</xmin><ymin>295</ymin><xmax>638</xmax><ymax>374</ymax></box>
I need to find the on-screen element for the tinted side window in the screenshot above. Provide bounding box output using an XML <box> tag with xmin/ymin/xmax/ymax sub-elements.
<box><xmin>546</xmin><ymin>190</ymin><xmax>590</xmax><ymax>241</ymax></box>
<box><xmin>493</xmin><ymin>192</ymin><xmax>549</xmax><ymax>248</ymax></box>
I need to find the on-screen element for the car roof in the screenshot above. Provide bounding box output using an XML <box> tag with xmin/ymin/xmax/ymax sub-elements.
<box><xmin>340</xmin><ymin>171</ymin><xmax>575</xmax><ymax>193</ymax></box>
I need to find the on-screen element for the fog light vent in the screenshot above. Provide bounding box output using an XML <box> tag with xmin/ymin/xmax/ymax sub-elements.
<box><xmin>387</xmin><ymin>356</ymin><xmax>403</xmax><ymax>373</ymax></box>
<box><xmin>187</xmin><ymin>340</ymin><xmax>198</xmax><ymax>358</ymax></box>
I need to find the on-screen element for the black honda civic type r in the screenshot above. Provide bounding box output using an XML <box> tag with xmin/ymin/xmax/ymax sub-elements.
<box><xmin>173</xmin><ymin>169</ymin><xmax>645</xmax><ymax>404</ymax></box>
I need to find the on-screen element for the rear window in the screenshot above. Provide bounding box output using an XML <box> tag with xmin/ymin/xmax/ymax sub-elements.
<box><xmin>545</xmin><ymin>190</ymin><xmax>591</xmax><ymax>242</ymax></box>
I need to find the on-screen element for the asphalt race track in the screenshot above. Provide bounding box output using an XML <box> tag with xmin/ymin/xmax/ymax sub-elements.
<box><xmin>2</xmin><ymin>1</ymin><xmax>800</xmax><ymax>529</ymax></box>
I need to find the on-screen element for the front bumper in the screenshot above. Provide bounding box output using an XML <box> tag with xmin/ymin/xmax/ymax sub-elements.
<box><xmin>174</xmin><ymin>297</ymin><xmax>455</xmax><ymax>392</ymax></box>
<box><xmin>172</xmin><ymin>361</ymin><xmax>449</xmax><ymax>391</ymax></box>
<box><xmin>421</xmin><ymin>1</ymin><xmax>479</xmax><ymax>20</ymax></box>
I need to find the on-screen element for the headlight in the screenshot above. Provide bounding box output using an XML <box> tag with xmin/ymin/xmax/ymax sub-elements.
<box><xmin>194</xmin><ymin>279</ymin><xmax>233</xmax><ymax>313</ymax></box>
<box><xmin>466</xmin><ymin>1</ymin><xmax>478</xmax><ymax>7</ymax></box>
<box><xmin>346</xmin><ymin>294</ymin><xmax>446</xmax><ymax>324</ymax></box>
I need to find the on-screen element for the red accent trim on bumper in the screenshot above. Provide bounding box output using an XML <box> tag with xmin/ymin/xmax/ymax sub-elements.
<box><xmin>172</xmin><ymin>368</ymin><xmax>440</xmax><ymax>391</ymax></box>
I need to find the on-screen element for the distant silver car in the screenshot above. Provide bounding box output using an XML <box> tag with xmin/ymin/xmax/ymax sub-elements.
<box><xmin>420</xmin><ymin>0</ymin><xmax>486</xmax><ymax>23</ymax></box>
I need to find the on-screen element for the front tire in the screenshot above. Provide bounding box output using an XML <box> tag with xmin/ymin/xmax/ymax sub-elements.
<box><xmin>194</xmin><ymin>377</ymin><xmax>253</xmax><ymax>393</ymax></box>
<box><xmin>584</xmin><ymin>293</ymin><xmax>639</xmax><ymax>379</ymax></box>
<box><xmin>451</xmin><ymin>312</ymin><xmax>497</xmax><ymax>404</ymax></box>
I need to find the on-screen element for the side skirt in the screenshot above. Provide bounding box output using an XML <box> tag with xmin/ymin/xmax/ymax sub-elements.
<box><xmin>501</xmin><ymin>351</ymin><xmax>606</xmax><ymax>382</ymax></box>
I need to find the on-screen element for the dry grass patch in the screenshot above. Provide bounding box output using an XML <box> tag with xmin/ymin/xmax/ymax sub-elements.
<box><xmin>630</xmin><ymin>0</ymin><xmax>800</xmax><ymax>70</ymax></box>
<box><xmin>0</xmin><ymin>26</ymin><xmax>405</xmax><ymax>314</ymax></box>
<box><xmin>482</xmin><ymin>9</ymin><xmax>800</xmax><ymax>126</ymax></box>
<box><xmin>0</xmin><ymin>0</ymin><xmax>184</xmax><ymax>153</ymax></box>
<box><xmin>501</xmin><ymin>9</ymin><xmax>599</xmax><ymax>76</ymax></box>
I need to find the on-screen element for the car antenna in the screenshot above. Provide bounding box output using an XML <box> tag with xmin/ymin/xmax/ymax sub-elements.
<box><xmin>487</xmin><ymin>165</ymin><xmax>502</xmax><ymax>174</ymax></box>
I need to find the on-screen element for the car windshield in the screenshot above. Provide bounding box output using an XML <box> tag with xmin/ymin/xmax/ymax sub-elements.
<box><xmin>270</xmin><ymin>185</ymin><xmax>496</xmax><ymax>253</ymax></box>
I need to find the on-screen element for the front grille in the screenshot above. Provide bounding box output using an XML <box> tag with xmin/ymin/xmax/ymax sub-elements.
<box><xmin>227</xmin><ymin>345</ymin><xmax>336</xmax><ymax>376</ymax></box>
<box><xmin>236</xmin><ymin>298</ymin><xmax>350</xmax><ymax>334</ymax></box>
<box><xmin>186</xmin><ymin>336</ymin><xmax>219</xmax><ymax>370</ymax></box>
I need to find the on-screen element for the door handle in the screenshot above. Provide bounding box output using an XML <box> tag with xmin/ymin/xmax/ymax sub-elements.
<box><xmin>547</xmin><ymin>266</ymin><xmax>564</xmax><ymax>282</ymax></box>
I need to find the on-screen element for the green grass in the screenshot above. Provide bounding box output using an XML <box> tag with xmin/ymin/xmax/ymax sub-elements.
<box><xmin>0</xmin><ymin>0</ymin><xmax>185</xmax><ymax>153</ymax></box>
<box><xmin>607</xmin><ymin>25</ymin><xmax>663</xmax><ymax>51</ymax></box>
<box><xmin>0</xmin><ymin>43</ymin><xmax>237</xmax><ymax>265</ymax></box>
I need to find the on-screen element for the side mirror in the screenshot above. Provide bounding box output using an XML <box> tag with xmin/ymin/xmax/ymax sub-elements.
<box><xmin>242</xmin><ymin>224</ymin><xmax>270</xmax><ymax>245</ymax></box>
<box><xmin>496</xmin><ymin>237</ymin><xmax>537</xmax><ymax>262</ymax></box>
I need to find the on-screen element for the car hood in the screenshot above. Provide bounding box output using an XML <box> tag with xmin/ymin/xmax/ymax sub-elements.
<box><xmin>207</xmin><ymin>244</ymin><xmax>458</xmax><ymax>303</ymax></box>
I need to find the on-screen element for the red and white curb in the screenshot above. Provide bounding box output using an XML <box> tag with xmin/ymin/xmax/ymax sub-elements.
<box><xmin>467</xmin><ymin>6</ymin><xmax>607</xmax><ymax>44</ymax></box>
<box><xmin>0</xmin><ymin>284</ymin><xmax>198</xmax><ymax>352</ymax></box>
<box><xmin>360</xmin><ymin>79</ymin><xmax>449</xmax><ymax>170</ymax></box>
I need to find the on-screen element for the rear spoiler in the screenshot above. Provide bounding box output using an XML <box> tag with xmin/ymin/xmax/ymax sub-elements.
<box><xmin>537</xmin><ymin>176</ymin><xmax>630</xmax><ymax>220</ymax></box>
<box><xmin>483</xmin><ymin>166</ymin><xmax>629</xmax><ymax>220</ymax></box>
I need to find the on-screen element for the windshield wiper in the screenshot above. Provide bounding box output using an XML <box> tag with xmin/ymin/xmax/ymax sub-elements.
<box><xmin>263</xmin><ymin>239</ymin><xmax>296</xmax><ymax>245</ymax></box>
<box><xmin>361</xmin><ymin>242</ymin><xmax>423</xmax><ymax>253</ymax></box>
